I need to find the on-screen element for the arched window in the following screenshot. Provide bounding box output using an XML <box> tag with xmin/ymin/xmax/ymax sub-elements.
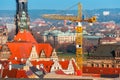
<box><xmin>106</xmin><ymin>64</ymin><xmax>109</xmax><ymax>68</ymax></box>
<box><xmin>91</xmin><ymin>63</ymin><xmax>94</xmax><ymax>67</ymax></box>
<box><xmin>102</xmin><ymin>64</ymin><xmax>104</xmax><ymax>68</ymax></box>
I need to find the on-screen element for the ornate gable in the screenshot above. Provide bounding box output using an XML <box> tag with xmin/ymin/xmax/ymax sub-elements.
<box><xmin>0</xmin><ymin>44</ymin><xmax>11</xmax><ymax>59</ymax></box>
<box><xmin>67</xmin><ymin>60</ymin><xmax>74</xmax><ymax>71</ymax></box>
<box><xmin>40</xmin><ymin>50</ymin><xmax>46</xmax><ymax>58</ymax></box>
<box><xmin>51</xmin><ymin>60</ymin><xmax>62</xmax><ymax>72</ymax></box>
<box><xmin>51</xmin><ymin>49</ymin><xmax>58</xmax><ymax>60</ymax></box>
<box><xmin>29</xmin><ymin>45</ymin><xmax>38</xmax><ymax>60</ymax></box>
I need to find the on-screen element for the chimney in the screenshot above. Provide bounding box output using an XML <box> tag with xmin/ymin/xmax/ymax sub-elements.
<box><xmin>9</xmin><ymin>62</ymin><xmax>12</xmax><ymax>70</ymax></box>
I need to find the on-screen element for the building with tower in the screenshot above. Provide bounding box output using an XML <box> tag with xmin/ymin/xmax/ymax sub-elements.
<box><xmin>15</xmin><ymin>0</ymin><xmax>30</xmax><ymax>34</ymax></box>
<box><xmin>0</xmin><ymin>0</ymin><xmax>79</xmax><ymax>78</ymax></box>
<box><xmin>0</xmin><ymin>26</ymin><xmax>8</xmax><ymax>45</ymax></box>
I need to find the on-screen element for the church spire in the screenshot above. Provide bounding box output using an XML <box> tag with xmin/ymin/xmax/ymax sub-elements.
<box><xmin>15</xmin><ymin>0</ymin><xmax>30</xmax><ymax>34</ymax></box>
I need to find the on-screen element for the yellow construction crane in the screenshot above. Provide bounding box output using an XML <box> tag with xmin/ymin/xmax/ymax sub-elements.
<box><xmin>42</xmin><ymin>2</ymin><xmax>96</xmax><ymax>74</ymax></box>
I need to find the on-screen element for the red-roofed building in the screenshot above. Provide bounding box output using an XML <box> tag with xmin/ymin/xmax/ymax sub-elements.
<box><xmin>30</xmin><ymin>58</ymin><xmax>77</xmax><ymax>75</ymax></box>
<box><xmin>31</xmin><ymin>60</ymin><xmax>54</xmax><ymax>72</ymax></box>
<box><xmin>0</xmin><ymin>29</ymin><xmax>58</xmax><ymax>61</ymax></box>
<box><xmin>50</xmin><ymin>59</ymin><xmax>77</xmax><ymax>75</ymax></box>
<box><xmin>0</xmin><ymin>26</ymin><xmax>8</xmax><ymax>45</ymax></box>
<box><xmin>100</xmin><ymin>37</ymin><xmax>117</xmax><ymax>44</ymax></box>
<box><xmin>2</xmin><ymin>69</ymin><xmax>18</xmax><ymax>78</ymax></box>
<box><xmin>14</xmin><ymin>30</ymin><xmax>37</xmax><ymax>43</ymax></box>
<box><xmin>16</xmin><ymin>70</ymin><xmax>28</xmax><ymax>78</ymax></box>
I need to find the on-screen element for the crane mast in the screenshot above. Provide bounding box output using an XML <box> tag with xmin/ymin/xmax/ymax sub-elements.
<box><xmin>42</xmin><ymin>2</ymin><xmax>96</xmax><ymax>75</ymax></box>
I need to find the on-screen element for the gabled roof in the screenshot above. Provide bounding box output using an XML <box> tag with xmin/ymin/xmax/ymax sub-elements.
<box><xmin>14</xmin><ymin>30</ymin><xmax>37</xmax><ymax>43</ymax></box>
<box><xmin>7</xmin><ymin>42</ymin><xmax>33</xmax><ymax>59</ymax></box>
<box><xmin>7</xmin><ymin>42</ymin><xmax>53</xmax><ymax>59</ymax></box>
<box><xmin>59</xmin><ymin>60</ymin><xmax>69</xmax><ymax>70</ymax></box>
<box><xmin>36</xmin><ymin>43</ymin><xmax>53</xmax><ymax>58</ymax></box>
<box><xmin>92</xmin><ymin>44</ymin><xmax>120</xmax><ymax>57</ymax></box>
<box><xmin>31</xmin><ymin>60</ymin><xmax>54</xmax><ymax>72</ymax></box>
<box><xmin>59</xmin><ymin>59</ymin><xmax>77</xmax><ymax>71</ymax></box>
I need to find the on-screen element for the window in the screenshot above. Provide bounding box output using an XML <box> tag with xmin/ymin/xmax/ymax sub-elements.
<box><xmin>112</xmin><ymin>65</ymin><xmax>114</xmax><ymax>68</ymax></box>
<box><xmin>107</xmin><ymin>64</ymin><xmax>109</xmax><ymax>68</ymax></box>
<box><xmin>102</xmin><ymin>64</ymin><xmax>104</xmax><ymax>68</ymax></box>
<box><xmin>91</xmin><ymin>64</ymin><xmax>94</xmax><ymax>67</ymax></box>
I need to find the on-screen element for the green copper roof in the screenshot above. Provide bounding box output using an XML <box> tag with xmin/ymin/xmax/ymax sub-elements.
<box><xmin>43</xmin><ymin>30</ymin><xmax>101</xmax><ymax>39</ymax></box>
<box><xmin>19</xmin><ymin>11</ymin><xmax>28</xmax><ymax>30</ymax></box>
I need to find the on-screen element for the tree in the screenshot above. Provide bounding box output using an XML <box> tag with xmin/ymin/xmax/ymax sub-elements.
<box><xmin>66</xmin><ymin>44</ymin><xmax>76</xmax><ymax>53</ymax></box>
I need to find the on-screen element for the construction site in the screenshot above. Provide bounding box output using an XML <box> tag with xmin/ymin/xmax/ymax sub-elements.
<box><xmin>0</xmin><ymin>0</ymin><xmax>120</xmax><ymax>80</ymax></box>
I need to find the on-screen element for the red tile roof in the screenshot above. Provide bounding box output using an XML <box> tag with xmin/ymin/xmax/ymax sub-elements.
<box><xmin>14</xmin><ymin>30</ymin><xmax>37</xmax><ymax>43</ymax></box>
<box><xmin>2</xmin><ymin>69</ymin><xmax>18</xmax><ymax>78</ymax></box>
<box><xmin>55</xmin><ymin>70</ymin><xmax>65</xmax><ymax>75</ymax></box>
<box><xmin>8</xmin><ymin>60</ymin><xmax>20</xmax><ymax>64</ymax></box>
<box><xmin>7</xmin><ymin>42</ymin><xmax>53</xmax><ymax>59</ymax></box>
<box><xmin>16</xmin><ymin>70</ymin><xmax>28</xmax><ymax>78</ymax></box>
<box><xmin>7</xmin><ymin>42</ymin><xmax>33</xmax><ymax>59</ymax></box>
<box><xmin>1</xmin><ymin>69</ymin><xmax>28</xmax><ymax>78</ymax></box>
<box><xmin>36</xmin><ymin>44</ymin><xmax>53</xmax><ymax>58</ymax></box>
<box><xmin>31</xmin><ymin>60</ymin><xmax>54</xmax><ymax>72</ymax></box>
<box><xmin>59</xmin><ymin>60</ymin><xmax>78</xmax><ymax>71</ymax></box>
<box><xmin>101</xmin><ymin>37</ymin><xmax>116</xmax><ymax>41</ymax></box>
<box><xmin>6</xmin><ymin>29</ymin><xmax>53</xmax><ymax>59</ymax></box>
<box><xmin>59</xmin><ymin>60</ymin><xmax>69</xmax><ymax>70</ymax></box>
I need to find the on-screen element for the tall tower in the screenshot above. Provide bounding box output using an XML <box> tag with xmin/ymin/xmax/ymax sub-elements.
<box><xmin>15</xmin><ymin>0</ymin><xmax>30</xmax><ymax>34</ymax></box>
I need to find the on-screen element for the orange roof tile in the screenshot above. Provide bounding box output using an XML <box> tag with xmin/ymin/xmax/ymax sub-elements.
<box><xmin>2</xmin><ymin>69</ymin><xmax>18</xmax><ymax>78</ymax></box>
<box><xmin>16</xmin><ymin>70</ymin><xmax>28</xmax><ymax>78</ymax></box>
<box><xmin>8</xmin><ymin>60</ymin><xmax>20</xmax><ymax>64</ymax></box>
<box><xmin>59</xmin><ymin>60</ymin><xmax>77</xmax><ymax>71</ymax></box>
<box><xmin>55</xmin><ymin>70</ymin><xmax>65</xmax><ymax>75</ymax></box>
<box><xmin>7</xmin><ymin>42</ymin><xmax>53</xmax><ymax>59</ymax></box>
<box><xmin>31</xmin><ymin>60</ymin><xmax>54</xmax><ymax>72</ymax></box>
<box><xmin>14</xmin><ymin>30</ymin><xmax>37</xmax><ymax>43</ymax></box>
<box><xmin>7</xmin><ymin>42</ymin><xmax>33</xmax><ymax>59</ymax></box>
<box><xmin>36</xmin><ymin>43</ymin><xmax>53</xmax><ymax>58</ymax></box>
<box><xmin>59</xmin><ymin>60</ymin><xmax>69</xmax><ymax>69</ymax></box>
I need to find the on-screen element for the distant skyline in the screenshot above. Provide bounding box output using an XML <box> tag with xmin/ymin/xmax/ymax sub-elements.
<box><xmin>0</xmin><ymin>0</ymin><xmax>120</xmax><ymax>10</ymax></box>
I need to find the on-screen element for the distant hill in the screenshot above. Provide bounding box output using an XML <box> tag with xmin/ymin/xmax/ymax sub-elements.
<box><xmin>0</xmin><ymin>8</ymin><xmax>120</xmax><ymax>23</ymax></box>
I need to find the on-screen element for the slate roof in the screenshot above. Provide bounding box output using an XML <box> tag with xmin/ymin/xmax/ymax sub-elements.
<box><xmin>92</xmin><ymin>44</ymin><xmax>120</xmax><ymax>57</ymax></box>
